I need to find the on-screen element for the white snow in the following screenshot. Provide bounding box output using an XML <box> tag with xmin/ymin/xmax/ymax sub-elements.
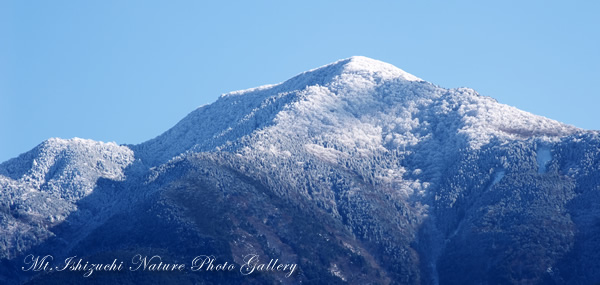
<box><xmin>135</xmin><ymin>56</ymin><xmax>578</xmax><ymax>167</ymax></box>
<box><xmin>304</xmin><ymin>143</ymin><xmax>347</xmax><ymax>163</ymax></box>
<box><xmin>339</xmin><ymin>56</ymin><xmax>422</xmax><ymax>81</ymax></box>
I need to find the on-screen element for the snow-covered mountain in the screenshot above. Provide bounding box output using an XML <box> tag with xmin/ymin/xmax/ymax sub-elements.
<box><xmin>134</xmin><ymin>56</ymin><xmax>576</xmax><ymax>166</ymax></box>
<box><xmin>2</xmin><ymin>56</ymin><xmax>600</xmax><ymax>284</ymax></box>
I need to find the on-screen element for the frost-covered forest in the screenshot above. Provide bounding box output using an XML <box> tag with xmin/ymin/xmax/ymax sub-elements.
<box><xmin>1</xmin><ymin>57</ymin><xmax>599</xmax><ymax>284</ymax></box>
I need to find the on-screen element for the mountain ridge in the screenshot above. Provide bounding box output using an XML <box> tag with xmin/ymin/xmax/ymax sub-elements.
<box><xmin>133</xmin><ymin>56</ymin><xmax>579</xmax><ymax>167</ymax></box>
<box><xmin>1</xmin><ymin>56</ymin><xmax>598</xmax><ymax>284</ymax></box>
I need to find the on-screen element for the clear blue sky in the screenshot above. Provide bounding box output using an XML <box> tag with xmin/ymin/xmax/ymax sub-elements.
<box><xmin>1</xmin><ymin>1</ymin><xmax>598</xmax><ymax>162</ymax></box>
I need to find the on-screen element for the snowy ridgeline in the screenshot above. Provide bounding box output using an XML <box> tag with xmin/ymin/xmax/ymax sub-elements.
<box><xmin>135</xmin><ymin>56</ymin><xmax>577</xmax><ymax>166</ymax></box>
<box><xmin>0</xmin><ymin>138</ymin><xmax>134</xmax><ymax>201</ymax></box>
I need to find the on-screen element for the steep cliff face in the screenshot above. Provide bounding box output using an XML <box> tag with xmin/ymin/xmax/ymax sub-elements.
<box><xmin>2</xmin><ymin>57</ymin><xmax>599</xmax><ymax>284</ymax></box>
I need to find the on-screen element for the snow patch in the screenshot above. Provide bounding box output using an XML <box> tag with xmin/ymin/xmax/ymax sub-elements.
<box><xmin>329</xmin><ymin>264</ymin><xmax>347</xmax><ymax>281</ymax></box>
<box><xmin>220</xmin><ymin>83</ymin><xmax>278</xmax><ymax>98</ymax></box>
<box><xmin>536</xmin><ymin>147</ymin><xmax>552</xmax><ymax>174</ymax></box>
<box><xmin>491</xmin><ymin>170</ymin><xmax>505</xmax><ymax>186</ymax></box>
<box><xmin>304</xmin><ymin>144</ymin><xmax>346</xmax><ymax>163</ymax></box>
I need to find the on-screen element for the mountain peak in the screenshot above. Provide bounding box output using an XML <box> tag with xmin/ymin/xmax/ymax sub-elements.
<box><xmin>279</xmin><ymin>56</ymin><xmax>421</xmax><ymax>91</ymax></box>
<box><xmin>221</xmin><ymin>56</ymin><xmax>421</xmax><ymax>99</ymax></box>
<box><xmin>339</xmin><ymin>56</ymin><xmax>422</xmax><ymax>81</ymax></box>
<box><xmin>134</xmin><ymin>57</ymin><xmax>579</xmax><ymax>166</ymax></box>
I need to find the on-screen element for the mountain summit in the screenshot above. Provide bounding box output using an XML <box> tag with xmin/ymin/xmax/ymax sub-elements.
<box><xmin>134</xmin><ymin>56</ymin><xmax>424</xmax><ymax>166</ymax></box>
<box><xmin>134</xmin><ymin>56</ymin><xmax>576</xmax><ymax>166</ymax></box>
<box><xmin>1</xmin><ymin>57</ymin><xmax>599</xmax><ymax>284</ymax></box>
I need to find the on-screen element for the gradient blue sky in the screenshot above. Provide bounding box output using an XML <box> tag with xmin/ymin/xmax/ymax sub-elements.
<box><xmin>1</xmin><ymin>1</ymin><xmax>599</xmax><ymax>162</ymax></box>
